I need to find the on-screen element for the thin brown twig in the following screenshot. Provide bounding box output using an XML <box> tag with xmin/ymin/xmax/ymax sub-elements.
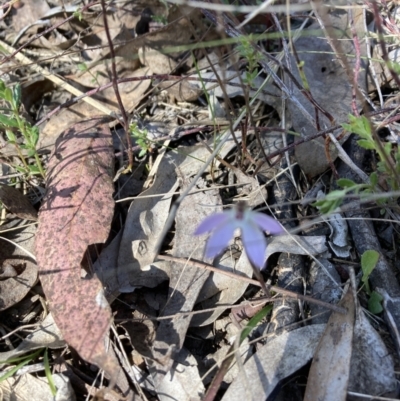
<box><xmin>157</xmin><ymin>254</ymin><xmax>347</xmax><ymax>314</ymax></box>
<box><xmin>100</xmin><ymin>0</ymin><xmax>133</xmax><ymax>169</ymax></box>
<box><xmin>349</xmin><ymin>6</ymin><xmax>361</xmax><ymax>116</ymax></box>
<box><xmin>34</xmin><ymin>74</ymin><xmax>277</xmax><ymax>127</ymax></box>
<box><xmin>372</xmin><ymin>0</ymin><xmax>400</xmax><ymax>89</ymax></box>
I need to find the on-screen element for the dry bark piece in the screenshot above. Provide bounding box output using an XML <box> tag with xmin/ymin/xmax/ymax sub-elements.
<box><xmin>0</xmin><ymin>185</ymin><xmax>38</xmax><ymax>221</ymax></box>
<box><xmin>35</xmin><ymin>118</ymin><xmax>116</xmax><ymax>374</ymax></box>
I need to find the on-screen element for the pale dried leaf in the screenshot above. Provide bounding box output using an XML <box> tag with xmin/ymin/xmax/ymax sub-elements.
<box><xmin>348</xmin><ymin>298</ymin><xmax>396</xmax><ymax>397</ymax></box>
<box><xmin>304</xmin><ymin>289</ymin><xmax>355</xmax><ymax>401</ymax></box>
<box><xmin>190</xmin><ymin>251</ymin><xmax>253</xmax><ymax>327</ymax></box>
<box><xmin>0</xmin><ymin>373</ymin><xmax>75</xmax><ymax>401</ymax></box>
<box><xmin>139</xmin><ymin>47</ymin><xmax>177</xmax><ymax>75</ymax></box>
<box><xmin>11</xmin><ymin>0</ymin><xmax>50</xmax><ymax>33</ymax></box>
<box><xmin>221</xmin><ymin>324</ymin><xmax>326</xmax><ymax>401</ymax></box>
<box><xmin>149</xmin><ymin>348</ymin><xmax>204</xmax><ymax>401</ymax></box>
<box><xmin>117</xmin><ymin>151</ymin><xmax>182</xmax><ymax>290</ymax></box>
<box><xmin>265</xmin><ymin>235</ymin><xmax>327</xmax><ymax>261</ymax></box>
<box><xmin>149</xmin><ymin>179</ymin><xmax>222</xmax><ymax>384</ymax></box>
<box><xmin>325</xmin><ymin>213</ymin><xmax>351</xmax><ymax>257</ymax></box>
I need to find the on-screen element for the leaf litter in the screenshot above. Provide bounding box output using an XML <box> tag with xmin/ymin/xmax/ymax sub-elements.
<box><xmin>0</xmin><ymin>1</ymin><xmax>400</xmax><ymax>401</ymax></box>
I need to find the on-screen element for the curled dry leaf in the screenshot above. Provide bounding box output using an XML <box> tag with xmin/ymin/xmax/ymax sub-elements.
<box><xmin>35</xmin><ymin>118</ymin><xmax>116</xmax><ymax>373</ymax></box>
<box><xmin>0</xmin><ymin>185</ymin><xmax>38</xmax><ymax>221</ymax></box>
<box><xmin>0</xmin><ymin>224</ymin><xmax>38</xmax><ymax>311</ymax></box>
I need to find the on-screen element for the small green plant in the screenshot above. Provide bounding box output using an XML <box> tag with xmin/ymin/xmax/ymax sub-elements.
<box><xmin>342</xmin><ymin>114</ymin><xmax>400</xmax><ymax>191</ymax></box>
<box><xmin>0</xmin><ymin>348</ymin><xmax>56</xmax><ymax>396</ymax></box>
<box><xmin>0</xmin><ymin>80</ymin><xmax>45</xmax><ymax>178</ymax></box>
<box><xmin>0</xmin><ymin>348</ymin><xmax>43</xmax><ymax>382</ymax></box>
<box><xmin>77</xmin><ymin>62</ymin><xmax>100</xmax><ymax>86</ymax></box>
<box><xmin>237</xmin><ymin>35</ymin><xmax>262</xmax><ymax>85</ymax></box>
<box><xmin>73</xmin><ymin>8</ymin><xmax>83</xmax><ymax>22</ymax></box>
<box><xmin>314</xmin><ymin>114</ymin><xmax>399</xmax><ymax>214</ymax></box>
<box><xmin>129</xmin><ymin>122</ymin><xmax>151</xmax><ymax>158</ymax></box>
<box><xmin>360</xmin><ymin>249</ymin><xmax>383</xmax><ymax>314</ymax></box>
<box><xmin>151</xmin><ymin>14</ymin><xmax>168</xmax><ymax>25</ymax></box>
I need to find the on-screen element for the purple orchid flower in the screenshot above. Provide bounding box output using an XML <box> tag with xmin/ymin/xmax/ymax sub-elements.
<box><xmin>194</xmin><ymin>202</ymin><xmax>284</xmax><ymax>269</ymax></box>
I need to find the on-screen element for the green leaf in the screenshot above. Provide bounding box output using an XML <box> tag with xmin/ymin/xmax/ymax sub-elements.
<box><xmin>27</xmin><ymin>149</ymin><xmax>36</xmax><ymax>158</ymax></box>
<box><xmin>77</xmin><ymin>63</ymin><xmax>88</xmax><ymax>72</ymax></box>
<box><xmin>240</xmin><ymin>304</ymin><xmax>273</xmax><ymax>343</ymax></box>
<box><xmin>44</xmin><ymin>348</ymin><xmax>57</xmax><ymax>396</ymax></box>
<box><xmin>5</xmin><ymin>129</ymin><xmax>16</xmax><ymax>142</ymax></box>
<box><xmin>357</xmin><ymin>139</ymin><xmax>375</xmax><ymax>150</ymax></box>
<box><xmin>73</xmin><ymin>9</ymin><xmax>83</xmax><ymax>21</ymax></box>
<box><xmin>28</xmin><ymin>165</ymin><xmax>40</xmax><ymax>174</ymax></box>
<box><xmin>368</xmin><ymin>291</ymin><xmax>383</xmax><ymax>314</ymax></box>
<box><xmin>337</xmin><ymin>178</ymin><xmax>357</xmax><ymax>188</ymax></box>
<box><xmin>361</xmin><ymin>250</ymin><xmax>379</xmax><ymax>295</ymax></box>
<box><xmin>343</xmin><ymin>115</ymin><xmax>372</xmax><ymax>138</ymax></box>
<box><xmin>369</xmin><ymin>171</ymin><xmax>378</xmax><ymax>187</ymax></box>
<box><xmin>138</xmin><ymin>149</ymin><xmax>147</xmax><ymax>158</ymax></box>
<box><xmin>3</xmin><ymin>88</ymin><xmax>12</xmax><ymax>104</ymax></box>
<box><xmin>361</xmin><ymin>250</ymin><xmax>379</xmax><ymax>279</ymax></box>
<box><xmin>0</xmin><ymin>349</ymin><xmax>42</xmax><ymax>382</ymax></box>
<box><xmin>14</xmin><ymin>165</ymin><xmax>28</xmax><ymax>174</ymax></box>
<box><xmin>29</xmin><ymin>126</ymin><xmax>39</xmax><ymax>146</ymax></box>
<box><xmin>0</xmin><ymin>80</ymin><xmax>6</xmax><ymax>95</ymax></box>
<box><xmin>0</xmin><ymin>114</ymin><xmax>19</xmax><ymax>128</ymax></box>
<box><xmin>12</xmin><ymin>84</ymin><xmax>21</xmax><ymax>109</ymax></box>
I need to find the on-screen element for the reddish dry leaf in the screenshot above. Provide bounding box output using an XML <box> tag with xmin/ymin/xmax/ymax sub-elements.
<box><xmin>35</xmin><ymin>118</ymin><xmax>115</xmax><ymax>373</ymax></box>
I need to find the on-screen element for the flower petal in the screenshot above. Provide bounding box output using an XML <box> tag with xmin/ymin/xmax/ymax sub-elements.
<box><xmin>204</xmin><ymin>220</ymin><xmax>237</xmax><ymax>259</ymax></box>
<box><xmin>252</xmin><ymin>212</ymin><xmax>284</xmax><ymax>235</ymax></box>
<box><xmin>241</xmin><ymin>222</ymin><xmax>267</xmax><ymax>269</ymax></box>
<box><xmin>194</xmin><ymin>213</ymin><xmax>230</xmax><ymax>235</ymax></box>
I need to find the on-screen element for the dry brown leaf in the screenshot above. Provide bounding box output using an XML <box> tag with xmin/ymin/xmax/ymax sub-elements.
<box><xmin>304</xmin><ymin>288</ymin><xmax>355</xmax><ymax>401</ymax></box>
<box><xmin>287</xmin><ymin>9</ymin><xmax>367</xmax><ymax>176</ymax></box>
<box><xmin>0</xmin><ymin>185</ymin><xmax>37</xmax><ymax>221</ymax></box>
<box><xmin>11</xmin><ymin>0</ymin><xmax>50</xmax><ymax>33</ymax></box>
<box><xmin>38</xmin><ymin>67</ymin><xmax>150</xmax><ymax>152</ymax></box>
<box><xmin>0</xmin><ymin>223</ymin><xmax>38</xmax><ymax>312</ymax></box>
